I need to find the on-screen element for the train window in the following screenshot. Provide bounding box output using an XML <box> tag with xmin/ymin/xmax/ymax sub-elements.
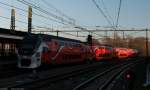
<box><xmin>0</xmin><ymin>43</ymin><xmax>2</xmax><ymax>51</ymax></box>
<box><xmin>72</xmin><ymin>43</ymin><xmax>74</xmax><ymax>46</ymax></box>
<box><xmin>67</xmin><ymin>43</ymin><xmax>69</xmax><ymax>46</ymax></box>
<box><xmin>55</xmin><ymin>41</ymin><xmax>58</xmax><ymax>45</ymax></box>
<box><xmin>64</xmin><ymin>41</ymin><xmax>66</xmax><ymax>46</ymax></box>
<box><xmin>61</xmin><ymin>42</ymin><xmax>64</xmax><ymax>46</ymax></box>
<box><xmin>68</xmin><ymin>43</ymin><xmax>71</xmax><ymax>46</ymax></box>
<box><xmin>66</xmin><ymin>43</ymin><xmax>68</xmax><ymax>46</ymax></box>
<box><xmin>43</xmin><ymin>47</ymin><xmax>50</xmax><ymax>53</ymax></box>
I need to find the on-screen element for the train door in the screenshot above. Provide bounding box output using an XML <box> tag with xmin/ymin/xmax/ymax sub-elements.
<box><xmin>41</xmin><ymin>44</ymin><xmax>52</xmax><ymax>64</ymax></box>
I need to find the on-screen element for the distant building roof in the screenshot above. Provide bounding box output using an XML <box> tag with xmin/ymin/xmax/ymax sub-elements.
<box><xmin>0</xmin><ymin>28</ymin><xmax>28</xmax><ymax>40</ymax></box>
<box><xmin>0</xmin><ymin>28</ymin><xmax>27</xmax><ymax>36</ymax></box>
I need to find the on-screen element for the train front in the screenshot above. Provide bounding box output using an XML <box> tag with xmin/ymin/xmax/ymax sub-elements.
<box><xmin>17</xmin><ymin>35</ymin><xmax>43</xmax><ymax>69</ymax></box>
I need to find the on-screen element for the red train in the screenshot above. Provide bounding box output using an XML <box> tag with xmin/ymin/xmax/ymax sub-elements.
<box><xmin>114</xmin><ymin>48</ymin><xmax>138</xmax><ymax>59</ymax></box>
<box><xmin>17</xmin><ymin>34</ymin><xmax>94</xmax><ymax>68</ymax></box>
<box><xmin>92</xmin><ymin>45</ymin><xmax>116</xmax><ymax>61</ymax></box>
<box><xmin>16</xmin><ymin>34</ymin><xmax>139</xmax><ymax>69</ymax></box>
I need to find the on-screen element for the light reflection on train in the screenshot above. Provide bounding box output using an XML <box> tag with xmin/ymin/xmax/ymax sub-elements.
<box><xmin>16</xmin><ymin>34</ymin><xmax>139</xmax><ymax>69</ymax></box>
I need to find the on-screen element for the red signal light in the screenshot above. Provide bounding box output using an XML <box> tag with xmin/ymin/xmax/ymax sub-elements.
<box><xmin>126</xmin><ymin>74</ymin><xmax>132</xmax><ymax>80</ymax></box>
<box><xmin>124</xmin><ymin>70</ymin><xmax>134</xmax><ymax>81</ymax></box>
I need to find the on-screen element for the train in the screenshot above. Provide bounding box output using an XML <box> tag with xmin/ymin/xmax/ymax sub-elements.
<box><xmin>92</xmin><ymin>45</ymin><xmax>116</xmax><ymax>61</ymax></box>
<box><xmin>114</xmin><ymin>48</ymin><xmax>139</xmax><ymax>59</ymax></box>
<box><xmin>16</xmin><ymin>34</ymin><xmax>139</xmax><ymax>69</ymax></box>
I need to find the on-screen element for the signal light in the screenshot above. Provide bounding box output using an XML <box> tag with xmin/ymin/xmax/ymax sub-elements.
<box><xmin>87</xmin><ymin>35</ymin><xmax>92</xmax><ymax>45</ymax></box>
<box><xmin>125</xmin><ymin>74</ymin><xmax>132</xmax><ymax>80</ymax></box>
<box><xmin>124</xmin><ymin>70</ymin><xmax>134</xmax><ymax>81</ymax></box>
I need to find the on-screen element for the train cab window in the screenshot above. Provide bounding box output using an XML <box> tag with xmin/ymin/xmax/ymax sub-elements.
<box><xmin>66</xmin><ymin>43</ymin><xmax>68</xmax><ymax>46</ymax></box>
<box><xmin>65</xmin><ymin>43</ymin><xmax>68</xmax><ymax>46</ymax></box>
<box><xmin>100</xmin><ymin>47</ymin><xmax>103</xmax><ymax>49</ymax></box>
<box><xmin>64</xmin><ymin>42</ymin><xmax>67</xmax><ymax>46</ymax></box>
<box><xmin>68</xmin><ymin>43</ymin><xmax>71</xmax><ymax>46</ymax></box>
<box><xmin>42</xmin><ymin>47</ymin><xmax>50</xmax><ymax>53</ymax></box>
<box><xmin>61</xmin><ymin>42</ymin><xmax>64</xmax><ymax>46</ymax></box>
<box><xmin>55</xmin><ymin>41</ymin><xmax>58</xmax><ymax>45</ymax></box>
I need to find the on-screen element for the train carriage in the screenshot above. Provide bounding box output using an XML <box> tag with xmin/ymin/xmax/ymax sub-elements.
<box><xmin>92</xmin><ymin>45</ymin><xmax>116</xmax><ymax>61</ymax></box>
<box><xmin>112</xmin><ymin>47</ymin><xmax>139</xmax><ymax>60</ymax></box>
<box><xmin>17</xmin><ymin>34</ymin><xmax>94</xmax><ymax>69</ymax></box>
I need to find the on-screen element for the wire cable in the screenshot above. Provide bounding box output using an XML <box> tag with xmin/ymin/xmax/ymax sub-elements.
<box><xmin>99</xmin><ymin>0</ymin><xmax>115</xmax><ymax>26</ymax></box>
<box><xmin>92</xmin><ymin>0</ymin><xmax>114</xmax><ymax>27</ymax></box>
<box><xmin>0</xmin><ymin>1</ymin><xmax>67</xmax><ymax>25</ymax></box>
<box><xmin>17</xmin><ymin>0</ymin><xmax>75</xmax><ymax>25</ymax></box>
<box><xmin>115</xmin><ymin>0</ymin><xmax>122</xmax><ymax>28</ymax></box>
<box><xmin>42</xmin><ymin>0</ymin><xmax>75</xmax><ymax>24</ymax></box>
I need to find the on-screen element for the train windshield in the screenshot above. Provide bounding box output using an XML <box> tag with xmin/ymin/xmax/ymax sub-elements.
<box><xmin>101</xmin><ymin>46</ymin><xmax>113</xmax><ymax>51</ymax></box>
<box><xmin>105</xmin><ymin>47</ymin><xmax>113</xmax><ymax>51</ymax></box>
<box><xmin>18</xmin><ymin>35</ymin><xmax>40</xmax><ymax>55</ymax></box>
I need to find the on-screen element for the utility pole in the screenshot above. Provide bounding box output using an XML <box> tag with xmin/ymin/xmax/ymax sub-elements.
<box><xmin>122</xmin><ymin>31</ymin><xmax>125</xmax><ymax>40</ymax></box>
<box><xmin>113</xmin><ymin>31</ymin><xmax>116</xmax><ymax>47</ymax></box>
<box><xmin>28</xmin><ymin>6</ymin><xmax>32</xmax><ymax>33</ymax></box>
<box><xmin>10</xmin><ymin>9</ymin><xmax>15</xmax><ymax>30</ymax></box>
<box><xmin>87</xmin><ymin>34</ymin><xmax>92</xmax><ymax>46</ymax></box>
<box><xmin>105</xmin><ymin>31</ymin><xmax>108</xmax><ymax>38</ymax></box>
<box><xmin>56</xmin><ymin>31</ymin><xmax>59</xmax><ymax>37</ymax></box>
<box><xmin>122</xmin><ymin>31</ymin><xmax>125</xmax><ymax>47</ymax></box>
<box><xmin>146</xmin><ymin>28</ymin><xmax>149</xmax><ymax>59</ymax></box>
<box><xmin>77</xmin><ymin>31</ymin><xmax>79</xmax><ymax>37</ymax></box>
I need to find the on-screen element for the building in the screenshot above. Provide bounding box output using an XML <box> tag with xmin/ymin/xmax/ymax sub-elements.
<box><xmin>0</xmin><ymin>28</ymin><xmax>27</xmax><ymax>60</ymax></box>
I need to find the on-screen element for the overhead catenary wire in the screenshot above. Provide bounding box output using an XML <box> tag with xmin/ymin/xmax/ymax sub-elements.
<box><xmin>18</xmin><ymin>0</ymin><xmax>108</xmax><ymax>38</ymax></box>
<box><xmin>17</xmin><ymin>0</ymin><xmax>95</xmax><ymax>32</ymax></box>
<box><xmin>0</xmin><ymin>5</ymin><xmax>56</xmax><ymax>28</ymax></box>
<box><xmin>0</xmin><ymin>1</ymin><xmax>67</xmax><ymax>25</ymax></box>
<box><xmin>0</xmin><ymin>1</ymin><xmax>107</xmax><ymax>39</ymax></box>
<box><xmin>92</xmin><ymin>0</ymin><xmax>114</xmax><ymax>28</ymax></box>
<box><xmin>0</xmin><ymin>15</ymin><xmax>84</xmax><ymax>38</ymax></box>
<box><xmin>99</xmin><ymin>0</ymin><xmax>115</xmax><ymax>26</ymax></box>
<box><xmin>17</xmin><ymin>0</ymin><xmax>95</xmax><ymax>34</ymax></box>
<box><xmin>42</xmin><ymin>0</ymin><xmax>75</xmax><ymax>24</ymax></box>
<box><xmin>115</xmin><ymin>0</ymin><xmax>122</xmax><ymax>28</ymax></box>
<box><xmin>0</xmin><ymin>1</ymin><xmax>83</xmax><ymax>39</ymax></box>
<box><xmin>0</xmin><ymin>15</ymin><xmax>50</xmax><ymax>29</ymax></box>
<box><xmin>0</xmin><ymin>2</ymin><xmax>89</xmax><ymax>39</ymax></box>
<box><xmin>0</xmin><ymin>5</ymin><xmax>55</xmax><ymax>30</ymax></box>
<box><xmin>17</xmin><ymin>0</ymin><xmax>75</xmax><ymax>25</ymax></box>
<box><xmin>113</xmin><ymin>0</ymin><xmax>122</xmax><ymax>46</ymax></box>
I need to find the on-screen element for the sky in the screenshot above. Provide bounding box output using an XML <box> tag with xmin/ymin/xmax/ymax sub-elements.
<box><xmin>0</xmin><ymin>0</ymin><xmax>149</xmax><ymax>40</ymax></box>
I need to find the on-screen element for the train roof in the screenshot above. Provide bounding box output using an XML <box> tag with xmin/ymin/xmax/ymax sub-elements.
<box><xmin>0</xmin><ymin>28</ymin><xmax>85</xmax><ymax>44</ymax></box>
<box><xmin>37</xmin><ymin>34</ymin><xmax>84</xmax><ymax>43</ymax></box>
<box><xmin>23</xmin><ymin>33</ymin><xmax>85</xmax><ymax>44</ymax></box>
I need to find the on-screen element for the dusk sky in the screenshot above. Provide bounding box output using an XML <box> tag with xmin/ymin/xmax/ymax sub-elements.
<box><xmin>0</xmin><ymin>0</ymin><xmax>149</xmax><ymax>40</ymax></box>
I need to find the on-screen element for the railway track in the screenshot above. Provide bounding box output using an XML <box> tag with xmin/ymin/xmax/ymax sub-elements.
<box><xmin>72</xmin><ymin>60</ymin><xmax>141</xmax><ymax>90</ymax></box>
<box><xmin>0</xmin><ymin>60</ymin><xmax>120</xmax><ymax>88</ymax></box>
<box><xmin>38</xmin><ymin>59</ymin><xmax>141</xmax><ymax>90</ymax></box>
<box><xmin>0</xmin><ymin>58</ymin><xmax>142</xmax><ymax>90</ymax></box>
<box><xmin>0</xmin><ymin>61</ymin><xmax>32</xmax><ymax>79</ymax></box>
